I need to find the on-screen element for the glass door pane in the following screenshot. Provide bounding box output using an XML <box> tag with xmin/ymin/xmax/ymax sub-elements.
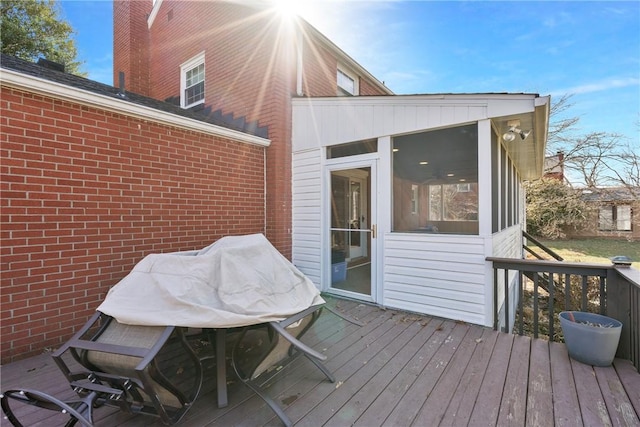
<box><xmin>330</xmin><ymin>167</ymin><xmax>371</xmax><ymax>297</ymax></box>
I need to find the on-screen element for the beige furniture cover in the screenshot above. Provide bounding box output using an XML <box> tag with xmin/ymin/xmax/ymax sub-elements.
<box><xmin>98</xmin><ymin>234</ymin><xmax>324</xmax><ymax>328</ymax></box>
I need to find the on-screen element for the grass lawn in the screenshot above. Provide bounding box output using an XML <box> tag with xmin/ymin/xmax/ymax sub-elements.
<box><xmin>535</xmin><ymin>238</ymin><xmax>640</xmax><ymax>269</ymax></box>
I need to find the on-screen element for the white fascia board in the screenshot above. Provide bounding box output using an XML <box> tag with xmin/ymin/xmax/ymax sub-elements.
<box><xmin>535</xmin><ymin>95</ymin><xmax>551</xmax><ymax>107</ymax></box>
<box><xmin>147</xmin><ymin>0</ymin><xmax>164</xmax><ymax>28</ymax></box>
<box><xmin>1</xmin><ymin>68</ymin><xmax>270</xmax><ymax>148</ymax></box>
<box><xmin>293</xmin><ymin>93</ymin><xmax>541</xmax><ymax>108</ymax></box>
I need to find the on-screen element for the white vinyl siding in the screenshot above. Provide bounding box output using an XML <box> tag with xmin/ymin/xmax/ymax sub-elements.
<box><xmin>384</xmin><ymin>233</ymin><xmax>487</xmax><ymax>324</ymax></box>
<box><xmin>292</xmin><ymin>149</ymin><xmax>323</xmax><ymax>286</ymax></box>
<box><xmin>291</xmin><ymin>94</ymin><xmax>543</xmax><ymax>327</ymax></box>
<box><xmin>491</xmin><ymin>226</ymin><xmax>524</xmax><ymax>330</ymax></box>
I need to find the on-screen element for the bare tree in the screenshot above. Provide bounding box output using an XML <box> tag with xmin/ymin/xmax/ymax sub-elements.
<box><xmin>545</xmin><ymin>94</ymin><xmax>639</xmax><ymax>191</ymax></box>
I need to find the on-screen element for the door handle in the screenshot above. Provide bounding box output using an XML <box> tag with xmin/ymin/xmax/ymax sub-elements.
<box><xmin>370</xmin><ymin>224</ymin><xmax>376</xmax><ymax>239</ymax></box>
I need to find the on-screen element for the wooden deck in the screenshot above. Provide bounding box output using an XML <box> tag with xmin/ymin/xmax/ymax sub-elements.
<box><xmin>2</xmin><ymin>297</ymin><xmax>639</xmax><ymax>426</ymax></box>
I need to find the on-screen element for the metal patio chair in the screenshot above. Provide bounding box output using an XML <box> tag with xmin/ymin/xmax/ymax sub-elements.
<box><xmin>1</xmin><ymin>312</ymin><xmax>203</xmax><ymax>426</ymax></box>
<box><xmin>231</xmin><ymin>304</ymin><xmax>350</xmax><ymax>427</ymax></box>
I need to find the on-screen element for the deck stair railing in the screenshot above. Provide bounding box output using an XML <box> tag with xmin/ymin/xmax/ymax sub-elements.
<box><xmin>522</xmin><ymin>230</ymin><xmax>563</xmax><ymax>261</ymax></box>
<box><xmin>487</xmin><ymin>255</ymin><xmax>639</xmax><ymax>373</ymax></box>
<box><xmin>521</xmin><ymin>231</ymin><xmax>566</xmax><ymax>298</ymax></box>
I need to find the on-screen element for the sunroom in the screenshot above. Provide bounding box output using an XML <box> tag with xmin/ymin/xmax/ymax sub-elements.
<box><xmin>291</xmin><ymin>93</ymin><xmax>550</xmax><ymax>327</ymax></box>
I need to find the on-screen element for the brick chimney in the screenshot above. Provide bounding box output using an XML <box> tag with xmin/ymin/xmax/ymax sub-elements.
<box><xmin>113</xmin><ymin>0</ymin><xmax>152</xmax><ymax>96</ymax></box>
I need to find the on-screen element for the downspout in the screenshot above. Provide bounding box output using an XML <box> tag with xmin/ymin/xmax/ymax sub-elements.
<box><xmin>296</xmin><ymin>30</ymin><xmax>304</xmax><ymax>96</ymax></box>
<box><xmin>264</xmin><ymin>148</ymin><xmax>268</xmax><ymax>235</ymax></box>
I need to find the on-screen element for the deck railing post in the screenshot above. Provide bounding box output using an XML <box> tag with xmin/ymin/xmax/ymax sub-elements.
<box><xmin>518</xmin><ymin>270</ymin><xmax>524</xmax><ymax>336</ymax></box>
<box><xmin>599</xmin><ymin>276</ymin><xmax>607</xmax><ymax>315</ymax></box>
<box><xmin>533</xmin><ymin>273</ymin><xmax>539</xmax><ymax>339</ymax></box>
<box><xmin>564</xmin><ymin>273</ymin><xmax>571</xmax><ymax>310</ymax></box>
<box><xmin>504</xmin><ymin>269</ymin><xmax>509</xmax><ymax>333</ymax></box>
<box><xmin>493</xmin><ymin>268</ymin><xmax>498</xmax><ymax>331</ymax></box>
<box><xmin>606</xmin><ymin>269</ymin><xmax>631</xmax><ymax>361</ymax></box>
<box><xmin>548</xmin><ymin>272</ymin><xmax>554</xmax><ymax>339</ymax></box>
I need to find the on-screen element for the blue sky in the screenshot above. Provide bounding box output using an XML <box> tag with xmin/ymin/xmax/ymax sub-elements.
<box><xmin>59</xmin><ymin>0</ymin><xmax>639</xmax><ymax>145</ymax></box>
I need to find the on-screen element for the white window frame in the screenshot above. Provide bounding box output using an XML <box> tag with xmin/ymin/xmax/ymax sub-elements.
<box><xmin>616</xmin><ymin>205</ymin><xmax>632</xmax><ymax>231</ymax></box>
<box><xmin>599</xmin><ymin>204</ymin><xmax>632</xmax><ymax>231</ymax></box>
<box><xmin>180</xmin><ymin>52</ymin><xmax>205</xmax><ymax>108</ymax></box>
<box><xmin>337</xmin><ymin>66</ymin><xmax>358</xmax><ymax>96</ymax></box>
<box><xmin>457</xmin><ymin>183</ymin><xmax>471</xmax><ymax>192</ymax></box>
<box><xmin>599</xmin><ymin>206</ymin><xmax>614</xmax><ymax>231</ymax></box>
<box><xmin>411</xmin><ymin>184</ymin><xmax>419</xmax><ymax>214</ymax></box>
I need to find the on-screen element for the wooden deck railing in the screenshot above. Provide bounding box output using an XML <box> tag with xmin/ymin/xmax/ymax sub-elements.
<box><xmin>487</xmin><ymin>256</ymin><xmax>640</xmax><ymax>373</ymax></box>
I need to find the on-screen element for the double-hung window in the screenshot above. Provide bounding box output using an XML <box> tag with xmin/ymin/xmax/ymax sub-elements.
<box><xmin>599</xmin><ymin>205</ymin><xmax>632</xmax><ymax>231</ymax></box>
<box><xmin>337</xmin><ymin>67</ymin><xmax>358</xmax><ymax>96</ymax></box>
<box><xmin>180</xmin><ymin>52</ymin><xmax>205</xmax><ymax>108</ymax></box>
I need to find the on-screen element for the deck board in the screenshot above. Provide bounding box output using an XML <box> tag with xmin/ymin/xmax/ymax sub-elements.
<box><xmin>470</xmin><ymin>331</ymin><xmax>515</xmax><ymax>425</ymax></box>
<box><xmin>1</xmin><ymin>297</ymin><xmax>639</xmax><ymax>427</ymax></box>
<box><xmin>549</xmin><ymin>341</ymin><xmax>583</xmax><ymax>427</ymax></box>
<box><xmin>382</xmin><ymin>321</ymin><xmax>469</xmax><ymax>426</ymax></box>
<box><xmin>327</xmin><ymin>317</ymin><xmax>441</xmax><ymax>426</ymax></box>
<box><xmin>526</xmin><ymin>337</ymin><xmax>554</xmax><ymax>427</ymax></box>
<box><xmin>438</xmin><ymin>327</ymin><xmax>500</xmax><ymax>426</ymax></box>
<box><xmin>412</xmin><ymin>324</ymin><xmax>484</xmax><ymax>426</ymax></box>
<box><xmin>615</xmin><ymin>359</ymin><xmax>640</xmax><ymax>418</ymax></box>
<box><xmin>497</xmin><ymin>334</ymin><xmax>531</xmax><ymax>426</ymax></box>
<box><xmin>572</xmin><ymin>356</ymin><xmax>613</xmax><ymax>426</ymax></box>
<box><xmin>352</xmin><ymin>318</ymin><xmax>448</xmax><ymax>427</ymax></box>
<box><xmin>594</xmin><ymin>365</ymin><xmax>640</xmax><ymax>426</ymax></box>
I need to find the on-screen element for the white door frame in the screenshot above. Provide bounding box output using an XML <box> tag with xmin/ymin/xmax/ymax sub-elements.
<box><xmin>324</xmin><ymin>156</ymin><xmax>379</xmax><ymax>303</ymax></box>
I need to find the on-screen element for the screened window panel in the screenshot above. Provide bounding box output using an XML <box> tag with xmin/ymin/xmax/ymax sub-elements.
<box><xmin>392</xmin><ymin>124</ymin><xmax>478</xmax><ymax>234</ymax></box>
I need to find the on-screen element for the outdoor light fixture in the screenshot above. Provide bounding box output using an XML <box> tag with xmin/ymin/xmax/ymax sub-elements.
<box><xmin>519</xmin><ymin>129</ymin><xmax>531</xmax><ymax>140</ymax></box>
<box><xmin>503</xmin><ymin>130</ymin><xmax>516</xmax><ymax>142</ymax></box>
<box><xmin>503</xmin><ymin>120</ymin><xmax>531</xmax><ymax>142</ymax></box>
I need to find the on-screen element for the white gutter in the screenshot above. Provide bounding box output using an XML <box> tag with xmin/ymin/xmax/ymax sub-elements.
<box><xmin>0</xmin><ymin>68</ymin><xmax>271</xmax><ymax>148</ymax></box>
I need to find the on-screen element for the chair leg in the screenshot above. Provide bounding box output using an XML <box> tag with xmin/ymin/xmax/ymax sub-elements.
<box><xmin>242</xmin><ymin>380</ymin><xmax>293</xmax><ymax>427</ymax></box>
<box><xmin>304</xmin><ymin>354</ymin><xmax>336</xmax><ymax>383</ymax></box>
<box><xmin>215</xmin><ymin>329</ymin><xmax>228</xmax><ymax>408</ymax></box>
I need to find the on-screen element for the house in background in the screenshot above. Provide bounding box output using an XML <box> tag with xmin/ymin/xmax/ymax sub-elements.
<box><xmin>542</xmin><ymin>152</ymin><xmax>638</xmax><ymax>241</ymax></box>
<box><xmin>116</xmin><ymin>0</ymin><xmax>550</xmax><ymax>328</ymax></box>
<box><xmin>544</xmin><ymin>151</ymin><xmax>565</xmax><ymax>182</ymax></box>
<box><xmin>568</xmin><ymin>187</ymin><xmax>639</xmax><ymax>241</ymax></box>
<box><xmin>1</xmin><ymin>0</ymin><xmax>550</xmax><ymax>361</ymax></box>
<box><xmin>114</xmin><ymin>0</ymin><xmax>393</xmax><ymax>260</ymax></box>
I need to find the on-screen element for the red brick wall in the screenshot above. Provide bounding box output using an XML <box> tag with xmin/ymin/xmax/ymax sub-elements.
<box><xmin>0</xmin><ymin>86</ymin><xmax>266</xmax><ymax>363</ymax></box>
<box><xmin>360</xmin><ymin>76</ymin><xmax>388</xmax><ymax>96</ymax></box>
<box><xmin>114</xmin><ymin>1</ymin><xmax>390</xmax><ymax>258</ymax></box>
<box><xmin>140</xmin><ymin>1</ymin><xmax>296</xmax><ymax>257</ymax></box>
<box><xmin>301</xmin><ymin>39</ymin><xmax>338</xmax><ymax>96</ymax></box>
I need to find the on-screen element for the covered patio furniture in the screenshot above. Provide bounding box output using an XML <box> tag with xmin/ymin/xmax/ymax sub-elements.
<box><xmin>2</xmin><ymin>234</ymin><xmax>343</xmax><ymax>426</ymax></box>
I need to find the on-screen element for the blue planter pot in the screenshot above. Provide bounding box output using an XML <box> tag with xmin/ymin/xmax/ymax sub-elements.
<box><xmin>559</xmin><ymin>311</ymin><xmax>622</xmax><ymax>367</ymax></box>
